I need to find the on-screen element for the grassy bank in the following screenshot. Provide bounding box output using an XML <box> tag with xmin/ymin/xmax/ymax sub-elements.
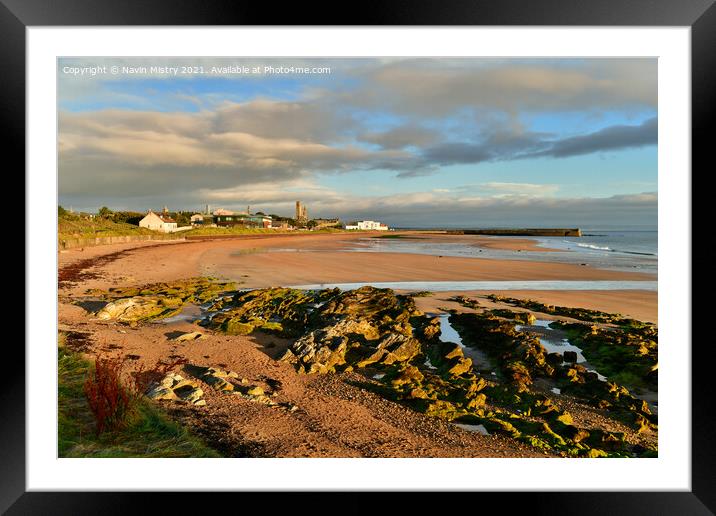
<box><xmin>59</xmin><ymin>217</ymin><xmax>157</xmax><ymax>241</ymax></box>
<box><xmin>58</xmin><ymin>336</ymin><xmax>219</xmax><ymax>458</ymax></box>
<box><xmin>186</xmin><ymin>226</ymin><xmax>346</xmax><ymax>237</ymax></box>
<box><xmin>58</xmin><ymin>216</ymin><xmax>349</xmax><ymax>242</ymax></box>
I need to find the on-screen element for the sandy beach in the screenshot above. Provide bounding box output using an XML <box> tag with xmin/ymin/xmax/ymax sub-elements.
<box><xmin>58</xmin><ymin>231</ymin><xmax>658</xmax><ymax>457</ymax></box>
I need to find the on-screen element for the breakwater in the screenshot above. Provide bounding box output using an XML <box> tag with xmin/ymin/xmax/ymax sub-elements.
<box><xmin>447</xmin><ymin>228</ymin><xmax>582</xmax><ymax>237</ymax></box>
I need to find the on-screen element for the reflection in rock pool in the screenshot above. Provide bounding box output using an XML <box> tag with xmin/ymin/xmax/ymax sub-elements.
<box><xmin>516</xmin><ymin>320</ymin><xmax>607</xmax><ymax>382</ymax></box>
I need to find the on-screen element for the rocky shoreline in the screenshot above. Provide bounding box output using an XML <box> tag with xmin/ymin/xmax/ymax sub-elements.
<box><xmin>65</xmin><ymin>275</ymin><xmax>657</xmax><ymax>458</ymax></box>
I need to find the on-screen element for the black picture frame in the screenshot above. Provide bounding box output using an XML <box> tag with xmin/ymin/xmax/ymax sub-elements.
<box><xmin>6</xmin><ymin>0</ymin><xmax>712</xmax><ymax>513</ymax></box>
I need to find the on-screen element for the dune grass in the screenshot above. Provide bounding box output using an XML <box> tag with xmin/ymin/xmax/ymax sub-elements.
<box><xmin>58</xmin><ymin>336</ymin><xmax>219</xmax><ymax>458</ymax></box>
<box><xmin>58</xmin><ymin>217</ymin><xmax>157</xmax><ymax>241</ymax></box>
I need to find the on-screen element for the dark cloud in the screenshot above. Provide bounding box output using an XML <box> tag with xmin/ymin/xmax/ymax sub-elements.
<box><xmin>357</xmin><ymin>125</ymin><xmax>440</xmax><ymax>149</ymax></box>
<box><xmin>530</xmin><ymin>117</ymin><xmax>657</xmax><ymax>158</ymax></box>
<box><xmin>419</xmin><ymin>118</ymin><xmax>656</xmax><ymax>167</ymax></box>
<box><xmin>423</xmin><ymin>142</ymin><xmax>492</xmax><ymax>165</ymax></box>
<box><xmin>422</xmin><ymin>129</ymin><xmax>549</xmax><ymax>165</ymax></box>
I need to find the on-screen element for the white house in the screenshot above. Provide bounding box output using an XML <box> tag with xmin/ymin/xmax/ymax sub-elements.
<box><xmin>139</xmin><ymin>211</ymin><xmax>178</xmax><ymax>233</ymax></box>
<box><xmin>345</xmin><ymin>220</ymin><xmax>389</xmax><ymax>231</ymax></box>
<box><xmin>190</xmin><ymin>213</ymin><xmax>204</xmax><ymax>226</ymax></box>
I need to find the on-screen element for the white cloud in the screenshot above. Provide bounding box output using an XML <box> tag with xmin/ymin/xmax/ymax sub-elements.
<box><xmin>479</xmin><ymin>182</ymin><xmax>560</xmax><ymax>196</ymax></box>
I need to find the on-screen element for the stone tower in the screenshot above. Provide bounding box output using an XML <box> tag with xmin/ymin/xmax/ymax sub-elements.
<box><xmin>295</xmin><ymin>201</ymin><xmax>308</xmax><ymax>222</ymax></box>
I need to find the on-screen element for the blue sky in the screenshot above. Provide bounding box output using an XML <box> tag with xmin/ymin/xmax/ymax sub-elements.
<box><xmin>58</xmin><ymin>57</ymin><xmax>657</xmax><ymax>227</ymax></box>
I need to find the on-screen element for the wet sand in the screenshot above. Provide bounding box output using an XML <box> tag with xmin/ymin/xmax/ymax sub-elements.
<box><xmin>58</xmin><ymin>231</ymin><xmax>654</xmax><ymax>296</ymax></box>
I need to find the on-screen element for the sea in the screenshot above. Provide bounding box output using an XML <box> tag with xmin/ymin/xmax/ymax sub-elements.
<box><xmin>348</xmin><ymin>228</ymin><xmax>658</xmax><ymax>274</ymax></box>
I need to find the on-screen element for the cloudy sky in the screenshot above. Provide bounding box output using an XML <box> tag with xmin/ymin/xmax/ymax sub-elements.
<box><xmin>58</xmin><ymin>57</ymin><xmax>657</xmax><ymax>228</ymax></box>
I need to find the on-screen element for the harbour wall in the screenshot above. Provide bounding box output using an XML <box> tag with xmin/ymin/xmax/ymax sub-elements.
<box><xmin>447</xmin><ymin>228</ymin><xmax>582</xmax><ymax>237</ymax></box>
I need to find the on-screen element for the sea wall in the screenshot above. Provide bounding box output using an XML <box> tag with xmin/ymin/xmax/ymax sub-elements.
<box><xmin>58</xmin><ymin>234</ymin><xmax>186</xmax><ymax>250</ymax></box>
<box><xmin>447</xmin><ymin>228</ymin><xmax>582</xmax><ymax>237</ymax></box>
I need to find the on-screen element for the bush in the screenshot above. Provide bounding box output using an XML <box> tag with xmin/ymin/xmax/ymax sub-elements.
<box><xmin>98</xmin><ymin>206</ymin><xmax>113</xmax><ymax>218</ymax></box>
<box><xmin>83</xmin><ymin>357</ymin><xmax>140</xmax><ymax>435</ymax></box>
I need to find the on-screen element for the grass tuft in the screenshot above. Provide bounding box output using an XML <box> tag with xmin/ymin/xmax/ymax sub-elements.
<box><xmin>58</xmin><ymin>335</ymin><xmax>219</xmax><ymax>457</ymax></box>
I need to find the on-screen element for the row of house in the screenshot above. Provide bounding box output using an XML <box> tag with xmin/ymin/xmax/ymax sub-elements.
<box><xmin>140</xmin><ymin>206</ymin><xmax>390</xmax><ymax>233</ymax></box>
<box><xmin>190</xmin><ymin>210</ymin><xmax>271</xmax><ymax>229</ymax></box>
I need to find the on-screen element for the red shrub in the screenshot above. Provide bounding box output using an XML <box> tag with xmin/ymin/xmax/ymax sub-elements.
<box><xmin>83</xmin><ymin>357</ymin><xmax>140</xmax><ymax>435</ymax></box>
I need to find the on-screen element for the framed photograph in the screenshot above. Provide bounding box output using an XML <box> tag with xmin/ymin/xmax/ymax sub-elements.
<box><xmin>8</xmin><ymin>0</ymin><xmax>712</xmax><ymax>512</ymax></box>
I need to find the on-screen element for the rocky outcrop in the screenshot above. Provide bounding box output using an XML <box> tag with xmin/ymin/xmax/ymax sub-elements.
<box><xmin>489</xmin><ymin>309</ymin><xmax>536</xmax><ymax>325</ymax></box>
<box><xmin>97</xmin><ymin>295</ymin><xmax>184</xmax><ymax>322</ymax></box>
<box><xmin>449</xmin><ymin>296</ymin><xmax>481</xmax><ymax>309</ymax></box>
<box><xmin>205</xmin><ymin>287</ymin><xmax>325</xmax><ymax>337</ymax></box>
<box><xmin>488</xmin><ymin>294</ymin><xmax>655</xmax><ymax>328</ymax></box>
<box><xmin>91</xmin><ymin>277</ymin><xmax>235</xmax><ymax>323</ymax></box>
<box><xmin>285</xmin><ymin>317</ymin><xmax>423</xmax><ymax>374</ymax></box>
<box><xmin>146</xmin><ymin>373</ymin><xmax>205</xmax><ymax>405</ymax></box>
<box><xmin>289</xmin><ymin>322</ymin><xmax>356</xmax><ymax>374</ymax></box>
<box><xmin>137</xmin><ymin>282</ymin><xmax>657</xmax><ymax>457</ymax></box>
<box><xmin>184</xmin><ymin>364</ymin><xmax>239</xmax><ymax>392</ymax></box>
<box><xmin>551</xmin><ymin>319</ymin><xmax>658</xmax><ymax>391</ymax></box>
<box><xmin>448</xmin><ymin>312</ymin><xmax>553</xmax><ymax>392</ymax></box>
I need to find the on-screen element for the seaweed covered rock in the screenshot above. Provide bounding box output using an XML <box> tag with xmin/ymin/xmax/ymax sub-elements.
<box><xmin>445</xmin><ymin>311</ymin><xmax>658</xmax><ymax>447</ymax></box>
<box><xmin>427</xmin><ymin>340</ymin><xmax>474</xmax><ymax>378</ymax></box>
<box><xmin>97</xmin><ymin>296</ymin><xmax>183</xmax><ymax>323</ymax></box>
<box><xmin>264</xmin><ymin>287</ymin><xmax>427</xmax><ymax>373</ymax></box>
<box><xmin>223</xmin><ymin>320</ymin><xmax>256</xmax><ymax>335</ymax></box>
<box><xmin>378</xmin><ymin>361</ymin><xmax>489</xmax><ymax>421</ymax></box>
<box><xmin>207</xmin><ymin>287</ymin><xmax>322</xmax><ymax>337</ymax></box>
<box><xmin>489</xmin><ymin>309</ymin><xmax>536</xmax><ymax>325</ymax></box>
<box><xmin>376</xmin><ymin>333</ymin><xmax>422</xmax><ymax>364</ymax></box>
<box><xmin>96</xmin><ymin>277</ymin><xmax>235</xmax><ymax>303</ymax></box>
<box><xmin>448</xmin><ymin>312</ymin><xmax>552</xmax><ymax>390</ymax></box>
<box><xmin>208</xmin><ymin>285</ymin><xmax>422</xmax><ymax>344</ymax></box>
<box><xmin>316</xmin><ymin>286</ymin><xmax>422</xmax><ymax>333</ymax></box>
<box><xmin>421</xmin><ymin>317</ymin><xmax>442</xmax><ymax>340</ymax></box>
<box><xmin>164</xmin><ymin>283</ymin><xmax>657</xmax><ymax>457</ymax></box>
<box><xmin>450</xmin><ymin>296</ymin><xmax>481</xmax><ymax>309</ymax></box>
<box><xmin>551</xmin><ymin>320</ymin><xmax>658</xmax><ymax>390</ymax></box>
<box><xmin>286</xmin><ymin>318</ymin><xmax>423</xmax><ymax>374</ymax></box>
<box><xmin>554</xmin><ymin>368</ymin><xmax>658</xmax><ymax>432</ymax></box>
<box><xmin>92</xmin><ymin>277</ymin><xmax>236</xmax><ymax>322</ymax></box>
<box><xmin>487</xmin><ymin>294</ymin><xmax>647</xmax><ymax>326</ymax></box>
